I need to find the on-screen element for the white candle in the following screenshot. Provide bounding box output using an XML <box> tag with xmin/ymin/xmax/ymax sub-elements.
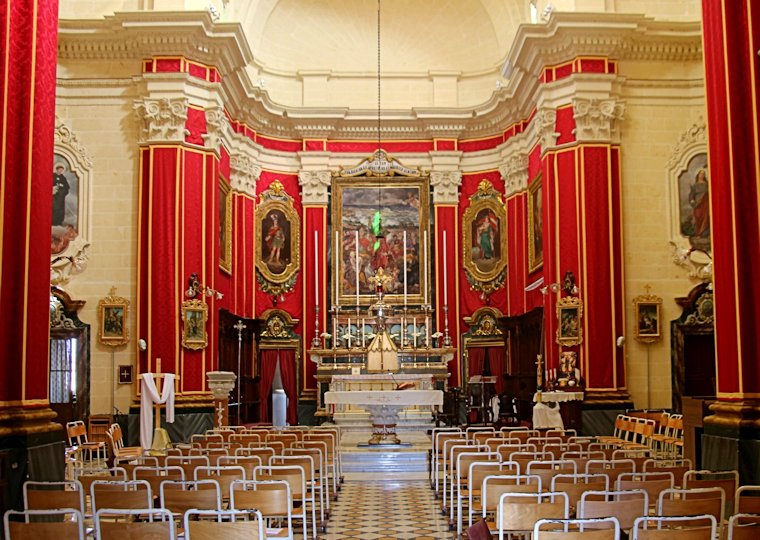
<box><xmin>314</xmin><ymin>230</ymin><xmax>319</xmax><ymax>308</ymax></box>
<box><xmin>347</xmin><ymin>317</ymin><xmax>352</xmax><ymax>348</ymax></box>
<box><xmin>401</xmin><ymin>316</ymin><xmax>405</xmax><ymax>347</ymax></box>
<box><xmin>355</xmin><ymin>230</ymin><xmax>360</xmax><ymax>306</ymax></box>
<box><xmin>361</xmin><ymin>318</ymin><xmax>366</xmax><ymax>348</ymax></box>
<box><xmin>403</xmin><ymin>231</ymin><xmax>407</xmax><ymax>305</ymax></box>
<box><xmin>413</xmin><ymin>316</ymin><xmax>417</xmax><ymax>348</ymax></box>
<box><xmin>333</xmin><ymin>317</ymin><xmax>337</xmax><ymax>349</ymax></box>
<box><xmin>425</xmin><ymin>316</ymin><xmax>430</xmax><ymax>348</ymax></box>
<box><xmin>423</xmin><ymin>231</ymin><xmax>428</xmax><ymax>305</ymax></box>
<box><xmin>443</xmin><ymin>230</ymin><xmax>448</xmax><ymax>305</ymax></box>
<box><xmin>334</xmin><ymin>231</ymin><xmax>340</xmax><ymax>307</ymax></box>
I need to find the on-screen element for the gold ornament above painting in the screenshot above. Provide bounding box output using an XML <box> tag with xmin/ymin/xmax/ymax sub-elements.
<box><xmin>462</xmin><ymin>180</ymin><xmax>507</xmax><ymax>297</ymax></box>
<box><xmin>255</xmin><ymin>180</ymin><xmax>301</xmax><ymax>298</ymax></box>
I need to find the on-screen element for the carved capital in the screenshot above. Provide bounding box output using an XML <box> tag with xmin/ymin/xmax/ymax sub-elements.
<box><xmin>573</xmin><ymin>98</ymin><xmax>625</xmax><ymax>143</ymax></box>
<box><xmin>499</xmin><ymin>152</ymin><xmax>529</xmax><ymax>193</ymax></box>
<box><xmin>230</xmin><ymin>154</ymin><xmax>261</xmax><ymax>196</ymax></box>
<box><xmin>298</xmin><ymin>170</ymin><xmax>332</xmax><ymax>205</ymax></box>
<box><xmin>430</xmin><ymin>171</ymin><xmax>462</xmax><ymax>205</ymax></box>
<box><xmin>538</xmin><ymin>107</ymin><xmax>559</xmax><ymax>152</ymax></box>
<box><xmin>133</xmin><ymin>97</ymin><xmax>190</xmax><ymax>143</ymax></box>
<box><xmin>202</xmin><ymin>106</ymin><xmax>229</xmax><ymax>152</ymax></box>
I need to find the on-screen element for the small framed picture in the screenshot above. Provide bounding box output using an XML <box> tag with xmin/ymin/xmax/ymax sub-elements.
<box><xmin>182</xmin><ymin>299</ymin><xmax>209</xmax><ymax>350</ymax></box>
<box><xmin>98</xmin><ymin>289</ymin><xmax>129</xmax><ymax>347</ymax></box>
<box><xmin>556</xmin><ymin>296</ymin><xmax>583</xmax><ymax>346</ymax></box>
<box><xmin>633</xmin><ymin>294</ymin><xmax>663</xmax><ymax>343</ymax></box>
<box><xmin>118</xmin><ymin>365</ymin><xmax>133</xmax><ymax>384</ymax></box>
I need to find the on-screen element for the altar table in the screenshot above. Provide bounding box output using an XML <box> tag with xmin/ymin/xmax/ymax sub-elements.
<box><xmin>324</xmin><ymin>390</ymin><xmax>443</xmax><ymax>445</ymax></box>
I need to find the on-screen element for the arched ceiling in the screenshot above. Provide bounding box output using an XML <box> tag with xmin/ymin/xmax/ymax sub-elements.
<box><xmin>232</xmin><ymin>0</ymin><xmax>527</xmax><ymax>75</ymax></box>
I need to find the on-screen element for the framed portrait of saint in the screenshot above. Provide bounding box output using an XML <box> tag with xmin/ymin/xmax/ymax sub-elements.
<box><xmin>462</xmin><ymin>180</ymin><xmax>507</xmax><ymax>294</ymax></box>
<box><xmin>181</xmin><ymin>299</ymin><xmax>208</xmax><ymax>350</ymax></box>
<box><xmin>98</xmin><ymin>290</ymin><xmax>129</xmax><ymax>347</ymax></box>
<box><xmin>527</xmin><ymin>174</ymin><xmax>543</xmax><ymax>273</ymax></box>
<box><xmin>51</xmin><ymin>153</ymin><xmax>80</xmax><ymax>255</ymax></box>
<box><xmin>255</xmin><ymin>180</ymin><xmax>300</xmax><ymax>293</ymax></box>
<box><xmin>556</xmin><ymin>296</ymin><xmax>583</xmax><ymax>346</ymax></box>
<box><xmin>219</xmin><ymin>176</ymin><xmax>232</xmax><ymax>274</ymax></box>
<box><xmin>633</xmin><ymin>294</ymin><xmax>662</xmax><ymax>343</ymax></box>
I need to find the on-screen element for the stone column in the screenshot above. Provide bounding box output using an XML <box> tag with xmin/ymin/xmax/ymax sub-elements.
<box><xmin>207</xmin><ymin>371</ymin><xmax>237</xmax><ymax>427</ymax></box>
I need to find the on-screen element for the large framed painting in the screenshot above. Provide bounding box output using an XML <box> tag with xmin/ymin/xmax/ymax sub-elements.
<box><xmin>527</xmin><ymin>174</ymin><xmax>543</xmax><ymax>273</ymax></box>
<box><xmin>556</xmin><ymin>296</ymin><xmax>583</xmax><ymax>346</ymax></box>
<box><xmin>181</xmin><ymin>299</ymin><xmax>208</xmax><ymax>350</ymax></box>
<box><xmin>633</xmin><ymin>293</ymin><xmax>663</xmax><ymax>344</ymax></box>
<box><xmin>98</xmin><ymin>288</ymin><xmax>129</xmax><ymax>347</ymax></box>
<box><xmin>219</xmin><ymin>176</ymin><xmax>232</xmax><ymax>274</ymax></box>
<box><xmin>462</xmin><ymin>180</ymin><xmax>507</xmax><ymax>296</ymax></box>
<box><xmin>255</xmin><ymin>180</ymin><xmax>300</xmax><ymax>296</ymax></box>
<box><xmin>332</xmin><ymin>175</ymin><xmax>430</xmax><ymax>305</ymax></box>
<box><xmin>677</xmin><ymin>153</ymin><xmax>709</xmax><ymax>252</ymax></box>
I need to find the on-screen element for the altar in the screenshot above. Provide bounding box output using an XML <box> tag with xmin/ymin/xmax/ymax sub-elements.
<box><xmin>324</xmin><ymin>389</ymin><xmax>443</xmax><ymax>444</ymax></box>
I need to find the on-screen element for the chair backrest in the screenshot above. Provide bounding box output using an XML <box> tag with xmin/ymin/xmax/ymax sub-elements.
<box><xmin>230</xmin><ymin>479</ymin><xmax>293</xmax><ymax>519</ymax></box>
<box><xmin>657</xmin><ymin>487</ymin><xmax>725</xmax><ymax>525</ymax></box>
<box><xmin>4</xmin><ymin>508</ymin><xmax>85</xmax><ymax>540</ymax></box>
<box><xmin>533</xmin><ymin>517</ymin><xmax>621</xmax><ymax>540</ymax></box>
<box><xmin>735</xmin><ymin>485</ymin><xmax>760</xmax><ymax>514</ymax></box>
<box><xmin>632</xmin><ymin>514</ymin><xmax>716</xmax><ymax>540</ymax></box>
<box><xmin>133</xmin><ymin>465</ymin><xmax>185</xmax><ymax>495</ymax></box>
<box><xmin>481</xmin><ymin>474</ymin><xmax>542</xmax><ymax>514</ymax></box>
<box><xmin>66</xmin><ymin>421</ymin><xmax>88</xmax><ymax>446</ymax></box>
<box><xmin>184</xmin><ymin>509</ymin><xmax>264</xmax><ymax>540</ymax></box>
<box><xmin>615</xmin><ymin>472</ymin><xmax>674</xmax><ymax>506</ymax></box>
<box><xmin>641</xmin><ymin>458</ymin><xmax>692</xmax><ymax>487</ymax></box>
<box><xmin>585</xmin><ymin>459</ymin><xmax>636</xmax><ymax>484</ymax></box>
<box><xmin>94</xmin><ymin>508</ymin><xmax>175</xmax><ymax>539</ymax></box>
<box><xmin>684</xmin><ymin>469</ymin><xmax>738</xmax><ymax>511</ymax></box>
<box><xmin>193</xmin><ymin>465</ymin><xmax>246</xmax><ymax>497</ymax></box>
<box><xmin>578</xmin><ymin>489</ymin><xmax>648</xmax><ymax>530</ymax></box>
<box><xmin>498</xmin><ymin>491</ymin><xmax>569</xmax><ymax>534</ymax></box>
<box><xmin>526</xmin><ymin>459</ymin><xmax>578</xmax><ymax>487</ymax></box>
<box><xmin>160</xmin><ymin>479</ymin><xmax>222</xmax><ymax>516</ymax></box>
<box><xmin>23</xmin><ymin>480</ymin><xmax>84</xmax><ymax>514</ymax></box>
<box><xmin>90</xmin><ymin>479</ymin><xmax>153</xmax><ymax>513</ymax></box>
<box><xmin>253</xmin><ymin>464</ymin><xmax>306</xmax><ymax>499</ymax></box>
<box><xmin>166</xmin><ymin>455</ymin><xmax>211</xmax><ymax>479</ymax></box>
<box><xmin>728</xmin><ymin>513</ymin><xmax>760</xmax><ymax>540</ymax></box>
<box><xmin>551</xmin><ymin>474</ymin><xmax>610</xmax><ymax>509</ymax></box>
<box><xmin>72</xmin><ymin>466</ymin><xmax>127</xmax><ymax>495</ymax></box>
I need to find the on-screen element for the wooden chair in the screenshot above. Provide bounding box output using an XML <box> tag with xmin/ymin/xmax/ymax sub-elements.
<box><xmin>184</xmin><ymin>509</ymin><xmax>264</xmax><ymax>540</ymax></box>
<box><xmin>657</xmin><ymin>487</ymin><xmax>725</xmax><ymax>530</ymax></box>
<box><xmin>90</xmin><ymin>479</ymin><xmax>153</xmax><ymax>516</ymax></box>
<box><xmin>550</xmin><ymin>473</ymin><xmax>610</xmax><ymax>511</ymax></box>
<box><xmin>159</xmin><ymin>479</ymin><xmax>222</xmax><ymax>521</ymax></box>
<box><xmin>467</xmin><ymin>461</ymin><xmax>519</xmax><ymax>531</ymax></box>
<box><xmin>94</xmin><ymin>507</ymin><xmax>175</xmax><ymax>539</ymax></box>
<box><xmin>230</xmin><ymin>479</ymin><xmax>294</xmax><ymax>540</ymax></box>
<box><xmin>642</xmin><ymin>458</ymin><xmax>692</xmax><ymax>488</ymax></box>
<box><xmin>133</xmin><ymin>465</ymin><xmax>185</xmax><ymax>499</ymax></box>
<box><xmin>481</xmin><ymin>473</ymin><xmax>542</xmax><ymax>528</ymax></box>
<box><xmin>452</xmin><ymin>450</ymin><xmax>499</xmax><ymax>531</ymax></box>
<box><xmin>683</xmin><ymin>469</ymin><xmax>738</xmax><ymax>516</ymax></box>
<box><xmin>23</xmin><ymin>480</ymin><xmax>85</xmax><ymax>517</ymax></box>
<box><xmin>578</xmin><ymin>489</ymin><xmax>648</xmax><ymax>531</ymax></box>
<box><xmin>272</xmin><ymin>454</ymin><xmax>322</xmax><ymax>532</ymax></box>
<box><xmin>165</xmin><ymin>455</ymin><xmax>211</xmax><ymax>482</ymax></box>
<box><xmin>585</xmin><ymin>459</ymin><xmax>636</xmax><ymax>485</ymax></box>
<box><xmin>526</xmin><ymin>459</ymin><xmax>578</xmax><ymax>490</ymax></box>
<box><xmin>254</xmin><ymin>464</ymin><xmax>310</xmax><ymax>539</ymax></box>
<box><xmin>105</xmin><ymin>423</ymin><xmax>142</xmax><ymax>465</ymax></box>
<box><xmin>735</xmin><ymin>485</ymin><xmax>760</xmax><ymax>514</ymax></box>
<box><xmin>728</xmin><ymin>513</ymin><xmax>760</xmax><ymax>540</ymax></box>
<box><xmin>497</xmin><ymin>491</ymin><xmax>569</xmax><ymax>540</ymax></box>
<box><xmin>193</xmin><ymin>465</ymin><xmax>246</xmax><ymax>503</ymax></box>
<box><xmin>632</xmin><ymin>514</ymin><xmax>716</xmax><ymax>540</ymax></box>
<box><xmin>3</xmin><ymin>508</ymin><xmax>85</xmax><ymax>540</ymax></box>
<box><xmin>302</xmin><ymin>430</ymin><xmax>340</xmax><ymax>496</ymax></box>
<box><xmin>615</xmin><ymin>471</ymin><xmax>674</xmax><ymax>509</ymax></box>
<box><xmin>432</xmin><ymin>433</ymin><xmax>465</xmax><ymax>495</ymax></box>
<box><xmin>66</xmin><ymin>421</ymin><xmax>107</xmax><ymax>466</ymax></box>
<box><xmin>533</xmin><ymin>517</ymin><xmax>621</xmax><ymax>539</ymax></box>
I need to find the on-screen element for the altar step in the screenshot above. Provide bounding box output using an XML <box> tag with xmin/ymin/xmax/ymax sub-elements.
<box><xmin>340</xmin><ymin>449</ymin><xmax>429</xmax><ymax>473</ymax></box>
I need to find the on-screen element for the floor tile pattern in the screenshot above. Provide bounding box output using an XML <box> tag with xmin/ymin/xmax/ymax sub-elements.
<box><xmin>321</xmin><ymin>478</ymin><xmax>453</xmax><ymax>540</ymax></box>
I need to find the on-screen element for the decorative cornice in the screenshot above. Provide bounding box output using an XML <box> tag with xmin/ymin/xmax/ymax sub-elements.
<box><xmin>430</xmin><ymin>171</ymin><xmax>462</xmax><ymax>205</ymax></box>
<box><xmin>537</xmin><ymin>107</ymin><xmax>559</xmax><ymax>153</ymax></box>
<box><xmin>572</xmin><ymin>98</ymin><xmax>625</xmax><ymax>143</ymax></box>
<box><xmin>133</xmin><ymin>97</ymin><xmax>190</xmax><ymax>143</ymax></box>
<box><xmin>54</xmin><ymin>116</ymin><xmax>92</xmax><ymax>168</ymax></box>
<box><xmin>499</xmin><ymin>152</ymin><xmax>529</xmax><ymax>193</ymax></box>
<box><xmin>229</xmin><ymin>153</ymin><xmax>260</xmax><ymax>196</ymax></box>
<box><xmin>667</xmin><ymin>119</ymin><xmax>707</xmax><ymax>169</ymax></box>
<box><xmin>298</xmin><ymin>170</ymin><xmax>331</xmax><ymax>205</ymax></box>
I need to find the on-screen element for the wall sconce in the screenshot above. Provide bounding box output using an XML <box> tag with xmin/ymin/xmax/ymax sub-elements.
<box><xmin>540</xmin><ymin>270</ymin><xmax>580</xmax><ymax>296</ymax></box>
<box><xmin>185</xmin><ymin>272</ymin><xmax>223</xmax><ymax>300</ymax></box>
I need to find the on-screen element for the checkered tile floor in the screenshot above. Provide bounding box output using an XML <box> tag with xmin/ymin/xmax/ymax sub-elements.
<box><xmin>321</xmin><ymin>479</ymin><xmax>454</xmax><ymax>539</ymax></box>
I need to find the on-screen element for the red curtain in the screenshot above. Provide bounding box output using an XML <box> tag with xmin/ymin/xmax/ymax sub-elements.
<box><xmin>278</xmin><ymin>349</ymin><xmax>298</xmax><ymax>425</ymax></box>
<box><xmin>259</xmin><ymin>348</ymin><xmax>298</xmax><ymax>425</ymax></box>
<box><xmin>259</xmin><ymin>349</ymin><xmax>277</xmax><ymax>423</ymax></box>
<box><xmin>467</xmin><ymin>347</ymin><xmax>485</xmax><ymax>382</ymax></box>
<box><xmin>467</xmin><ymin>346</ymin><xmax>506</xmax><ymax>393</ymax></box>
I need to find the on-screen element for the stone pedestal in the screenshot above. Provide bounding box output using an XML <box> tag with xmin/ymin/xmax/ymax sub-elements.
<box><xmin>207</xmin><ymin>371</ymin><xmax>237</xmax><ymax>428</ymax></box>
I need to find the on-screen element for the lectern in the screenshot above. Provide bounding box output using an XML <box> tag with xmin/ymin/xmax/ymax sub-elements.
<box><xmin>467</xmin><ymin>375</ymin><xmax>497</xmax><ymax>424</ymax></box>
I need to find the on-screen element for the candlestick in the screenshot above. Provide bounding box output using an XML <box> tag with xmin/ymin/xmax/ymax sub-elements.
<box><xmin>355</xmin><ymin>230</ymin><xmax>360</xmax><ymax>307</ymax></box>
<box><xmin>401</xmin><ymin>315</ymin><xmax>406</xmax><ymax>348</ymax></box>
<box><xmin>443</xmin><ymin>230</ymin><xmax>448</xmax><ymax>306</ymax></box>
<box><xmin>425</xmin><ymin>316</ymin><xmax>430</xmax><ymax>348</ymax></box>
<box><xmin>347</xmin><ymin>317</ymin><xmax>352</xmax><ymax>348</ymax></box>
<box><xmin>334</xmin><ymin>231</ymin><xmax>340</xmax><ymax>307</ymax></box>
<box><xmin>413</xmin><ymin>316</ymin><xmax>417</xmax><ymax>349</ymax></box>
<box><xmin>403</xmin><ymin>231</ymin><xmax>407</xmax><ymax>305</ymax></box>
<box><xmin>333</xmin><ymin>317</ymin><xmax>337</xmax><ymax>350</ymax></box>
<box><xmin>361</xmin><ymin>318</ymin><xmax>366</xmax><ymax>348</ymax></box>
<box><xmin>423</xmin><ymin>231</ymin><xmax>428</xmax><ymax>306</ymax></box>
<box><xmin>314</xmin><ymin>230</ymin><xmax>319</xmax><ymax>307</ymax></box>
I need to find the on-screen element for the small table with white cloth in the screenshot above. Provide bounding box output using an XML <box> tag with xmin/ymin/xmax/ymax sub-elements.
<box><xmin>532</xmin><ymin>391</ymin><xmax>584</xmax><ymax>430</ymax></box>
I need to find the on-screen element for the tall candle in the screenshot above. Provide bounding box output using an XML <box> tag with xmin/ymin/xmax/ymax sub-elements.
<box><xmin>401</xmin><ymin>316</ymin><xmax>405</xmax><ymax>347</ymax></box>
<box><xmin>355</xmin><ymin>230</ymin><xmax>360</xmax><ymax>306</ymax></box>
<box><xmin>314</xmin><ymin>230</ymin><xmax>319</xmax><ymax>307</ymax></box>
<box><xmin>347</xmin><ymin>317</ymin><xmax>352</xmax><ymax>348</ymax></box>
<box><xmin>361</xmin><ymin>318</ymin><xmax>366</xmax><ymax>348</ymax></box>
<box><xmin>334</xmin><ymin>231</ymin><xmax>340</xmax><ymax>307</ymax></box>
<box><xmin>443</xmin><ymin>230</ymin><xmax>448</xmax><ymax>305</ymax></box>
<box><xmin>423</xmin><ymin>230</ymin><xmax>428</xmax><ymax>305</ymax></box>
<box><xmin>333</xmin><ymin>317</ymin><xmax>337</xmax><ymax>349</ymax></box>
<box><xmin>425</xmin><ymin>316</ymin><xmax>430</xmax><ymax>348</ymax></box>
<box><xmin>403</xmin><ymin>231</ymin><xmax>407</xmax><ymax>305</ymax></box>
<box><xmin>413</xmin><ymin>316</ymin><xmax>417</xmax><ymax>348</ymax></box>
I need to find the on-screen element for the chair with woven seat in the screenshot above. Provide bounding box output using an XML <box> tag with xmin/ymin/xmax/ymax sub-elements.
<box><xmin>3</xmin><ymin>508</ymin><xmax>85</xmax><ymax>540</ymax></box>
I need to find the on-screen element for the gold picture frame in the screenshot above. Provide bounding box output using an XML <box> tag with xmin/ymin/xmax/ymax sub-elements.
<box><xmin>633</xmin><ymin>293</ymin><xmax>663</xmax><ymax>343</ymax></box>
<box><xmin>255</xmin><ymin>180</ymin><xmax>300</xmax><ymax>296</ymax></box>
<box><xmin>219</xmin><ymin>176</ymin><xmax>232</xmax><ymax>275</ymax></box>
<box><xmin>181</xmin><ymin>299</ymin><xmax>208</xmax><ymax>350</ymax></box>
<box><xmin>556</xmin><ymin>295</ymin><xmax>583</xmax><ymax>346</ymax></box>
<box><xmin>98</xmin><ymin>288</ymin><xmax>129</xmax><ymax>347</ymax></box>
<box><xmin>527</xmin><ymin>173</ymin><xmax>543</xmax><ymax>273</ymax></box>
<box><xmin>332</xmin><ymin>174</ymin><xmax>430</xmax><ymax>305</ymax></box>
<box><xmin>462</xmin><ymin>180</ymin><xmax>507</xmax><ymax>295</ymax></box>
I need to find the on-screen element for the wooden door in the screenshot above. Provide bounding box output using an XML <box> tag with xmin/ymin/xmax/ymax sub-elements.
<box><xmin>218</xmin><ymin>309</ymin><xmax>259</xmax><ymax>424</ymax></box>
<box><xmin>49</xmin><ymin>328</ymin><xmax>89</xmax><ymax>427</ymax></box>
